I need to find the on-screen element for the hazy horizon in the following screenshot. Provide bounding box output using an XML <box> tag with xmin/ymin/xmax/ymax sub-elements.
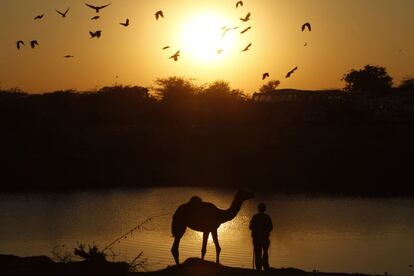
<box><xmin>1</xmin><ymin>0</ymin><xmax>413</xmax><ymax>94</ymax></box>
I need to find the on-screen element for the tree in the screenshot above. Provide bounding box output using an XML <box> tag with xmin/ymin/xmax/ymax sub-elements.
<box><xmin>342</xmin><ymin>65</ymin><xmax>393</xmax><ymax>95</ymax></box>
<box><xmin>199</xmin><ymin>81</ymin><xmax>246</xmax><ymax>102</ymax></box>
<box><xmin>153</xmin><ymin>77</ymin><xmax>199</xmax><ymax>102</ymax></box>
<box><xmin>259</xmin><ymin>80</ymin><xmax>280</xmax><ymax>94</ymax></box>
<box><xmin>98</xmin><ymin>85</ymin><xmax>149</xmax><ymax>97</ymax></box>
<box><xmin>398</xmin><ymin>77</ymin><xmax>414</xmax><ymax>92</ymax></box>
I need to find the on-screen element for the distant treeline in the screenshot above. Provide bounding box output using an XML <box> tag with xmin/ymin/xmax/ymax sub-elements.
<box><xmin>1</xmin><ymin>77</ymin><xmax>414</xmax><ymax>195</ymax></box>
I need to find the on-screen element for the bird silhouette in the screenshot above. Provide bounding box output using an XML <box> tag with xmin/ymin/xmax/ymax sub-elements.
<box><xmin>286</xmin><ymin>67</ymin><xmax>298</xmax><ymax>78</ymax></box>
<box><xmin>262</xmin><ymin>73</ymin><xmax>270</xmax><ymax>80</ymax></box>
<box><xmin>304</xmin><ymin>42</ymin><xmax>308</xmax><ymax>46</ymax></box>
<box><xmin>91</xmin><ymin>16</ymin><xmax>100</xmax><ymax>20</ymax></box>
<box><xmin>242</xmin><ymin>42</ymin><xmax>252</xmax><ymax>52</ymax></box>
<box><xmin>30</xmin><ymin>40</ymin><xmax>39</xmax><ymax>49</ymax></box>
<box><xmin>16</xmin><ymin>41</ymin><xmax>25</xmax><ymax>50</ymax></box>
<box><xmin>217</xmin><ymin>49</ymin><xmax>224</xmax><ymax>54</ymax></box>
<box><xmin>155</xmin><ymin>10</ymin><xmax>164</xmax><ymax>20</ymax></box>
<box><xmin>302</xmin><ymin>22</ymin><xmax>311</xmax><ymax>32</ymax></box>
<box><xmin>34</xmin><ymin>14</ymin><xmax>44</xmax><ymax>20</ymax></box>
<box><xmin>240</xmin><ymin>12</ymin><xmax>251</xmax><ymax>22</ymax></box>
<box><xmin>89</xmin><ymin>30</ymin><xmax>102</xmax><ymax>38</ymax></box>
<box><xmin>240</xmin><ymin>26</ymin><xmax>251</xmax><ymax>34</ymax></box>
<box><xmin>236</xmin><ymin>1</ymin><xmax>243</xmax><ymax>8</ymax></box>
<box><xmin>222</xmin><ymin>26</ymin><xmax>238</xmax><ymax>37</ymax></box>
<box><xmin>85</xmin><ymin>3</ymin><xmax>111</xmax><ymax>13</ymax></box>
<box><xmin>56</xmin><ymin>7</ymin><xmax>70</xmax><ymax>18</ymax></box>
<box><xmin>169</xmin><ymin>51</ymin><xmax>180</xmax><ymax>61</ymax></box>
<box><xmin>64</xmin><ymin>55</ymin><xmax>74</xmax><ymax>58</ymax></box>
<box><xmin>162</xmin><ymin>46</ymin><xmax>171</xmax><ymax>50</ymax></box>
<box><xmin>120</xmin><ymin>18</ymin><xmax>130</xmax><ymax>27</ymax></box>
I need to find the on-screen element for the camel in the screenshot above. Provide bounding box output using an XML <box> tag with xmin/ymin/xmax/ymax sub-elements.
<box><xmin>171</xmin><ymin>190</ymin><xmax>254</xmax><ymax>265</ymax></box>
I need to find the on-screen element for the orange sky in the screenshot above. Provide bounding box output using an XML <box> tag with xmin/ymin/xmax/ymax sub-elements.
<box><xmin>0</xmin><ymin>0</ymin><xmax>413</xmax><ymax>94</ymax></box>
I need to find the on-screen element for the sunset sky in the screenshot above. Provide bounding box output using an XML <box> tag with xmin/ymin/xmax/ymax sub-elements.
<box><xmin>0</xmin><ymin>0</ymin><xmax>413</xmax><ymax>94</ymax></box>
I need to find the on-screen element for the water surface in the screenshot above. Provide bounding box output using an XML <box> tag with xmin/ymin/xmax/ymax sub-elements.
<box><xmin>0</xmin><ymin>188</ymin><xmax>413</xmax><ymax>275</ymax></box>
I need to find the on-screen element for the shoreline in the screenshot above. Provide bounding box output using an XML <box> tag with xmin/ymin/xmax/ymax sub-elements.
<box><xmin>0</xmin><ymin>255</ymin><xmax>375</xmax><ymax>276</ymax></box>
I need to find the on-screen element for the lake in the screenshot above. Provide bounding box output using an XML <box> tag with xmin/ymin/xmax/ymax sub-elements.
<box><xmin>0</xmin><ymin>188</ymin><xmax>413</xmax><ymax>275</ymax></box>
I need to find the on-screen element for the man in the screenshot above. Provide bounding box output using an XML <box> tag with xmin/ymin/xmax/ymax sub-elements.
<box><xmin>249</xmin><ymin>203</ymin><xmax>273</xmax><ymax>271</ymax></box>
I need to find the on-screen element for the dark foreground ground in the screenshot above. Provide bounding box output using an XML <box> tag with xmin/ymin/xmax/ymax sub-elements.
<box><xmin>0</xmin><ymin>255</ymin><xmax>374</xmax><ymax>276</ymax></box>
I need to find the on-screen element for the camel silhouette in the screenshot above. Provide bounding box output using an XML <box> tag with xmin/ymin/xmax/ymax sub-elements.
<box><xmin>171</xmin><ymin>190</ymin><xmax>254</xmax><ymax>265</ymax></box>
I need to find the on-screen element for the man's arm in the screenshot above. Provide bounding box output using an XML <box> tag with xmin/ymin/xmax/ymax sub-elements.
<box><xmin>249</xmin><ymin>215</ymin><xmax>256</xmax><ymax>230</ymax></box>
<box><xmin>267</xmin><ymin>215</ymin><xmax>273</xmax><ymax>232</ymax></box>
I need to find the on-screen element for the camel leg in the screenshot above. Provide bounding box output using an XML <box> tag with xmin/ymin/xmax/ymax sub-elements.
<box><xmin>201</xmin><ymin>232</ymin><xmax>209</xmax><ymax>260</ymax></box>
<box><xmin>211</xmin><ymin>230</ymin><xmax>221</xmax><ymax>264</ymax></box>
<box><xmin>171</xmin><ymin>236</ymin><xmax>182</xmax><ymax>265</ymax></box>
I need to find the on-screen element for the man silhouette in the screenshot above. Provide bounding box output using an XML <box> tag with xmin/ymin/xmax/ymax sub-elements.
<box><xmin>249</xmin><ymin>203</ymin><xmax>273</xmax><ymax>271</ymax></box>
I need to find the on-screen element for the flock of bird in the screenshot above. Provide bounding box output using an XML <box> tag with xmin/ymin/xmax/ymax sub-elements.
<box><xmin>228</xmin><ymin>1</ymin><xmax>312</xmax><ymax>81</ymax></box>
<box><xmin>15</xmin><ymin>1</ymin><xmax>312</xmax><ymax>82</ymax></box>
<box><xmin>15</xmin><ymin>3</ymin><xmax>160</xmax><ymax>52</ymax></box>
<box><xmin>260</xmin><ymin>19</ymin><xmax>310</xmax><ymax>80</ymax></box>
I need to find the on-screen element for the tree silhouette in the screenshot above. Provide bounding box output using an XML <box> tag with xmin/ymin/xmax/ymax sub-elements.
<box><xmin>342</xmin><ymin>65</ymin><xmax>393</xmax><ymax>95</ymax></box>
<box><xmin>198</xmin><ymin>81</ymin><xmax>245</xmax><ymax>103</ymax></box>
<box><xmin>98</xmin><ymin>85</ymin><xmax>149</xmax><ymax>97</ymax></box>
<box><xmin>398</xmin><ymin>77</ymin><xmax>414</xmax><ymax>92</ymax></box>
<box><xmin>259</xmin><ymin>80</ymin><xmax>280</xmax><ymax>94</ymax></box>
<box><xmin>153</xmin><ymin>77</ymin><xmax>199</xmax><ymax>103</ymax></box>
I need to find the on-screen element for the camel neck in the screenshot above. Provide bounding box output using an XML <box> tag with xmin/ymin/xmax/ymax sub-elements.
<box><xmin>221</xmin><ymin>198</ymin><xmax>242</xmax><ymax>222</ymax></box>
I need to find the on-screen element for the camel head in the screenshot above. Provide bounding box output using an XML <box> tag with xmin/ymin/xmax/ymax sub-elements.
<box><xmin>235</xmin><ymin>190</ymin><xmax>254</xmax><ymax>202</ymax></box>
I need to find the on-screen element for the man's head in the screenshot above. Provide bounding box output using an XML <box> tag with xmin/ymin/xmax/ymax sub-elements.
<box><xmin>258</xmin><ymin>203</ymin><xmax>266</xmax><ymax>213</ymax></box>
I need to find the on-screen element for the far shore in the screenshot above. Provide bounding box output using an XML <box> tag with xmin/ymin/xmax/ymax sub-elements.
<box><xmin>2</xmin><ymin>87</ymin><xmax>414</xmax><ymax>196</ymax></box>
<box><xmin>0</xmin><ymin>255</ymin><xmax>376</xmax><ymax>276</ymax></box>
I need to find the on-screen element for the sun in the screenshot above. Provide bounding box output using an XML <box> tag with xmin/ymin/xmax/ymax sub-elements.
<box><xmin>179</xmin><ymin>12</ymin><xmax>239</xmax><ymax>63</ymax></box>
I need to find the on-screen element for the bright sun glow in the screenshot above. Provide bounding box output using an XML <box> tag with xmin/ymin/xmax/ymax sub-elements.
<box><xmin>180</xmin><ymin>12</ymin><xmax>239</xmax><ymax>63</ymax></box>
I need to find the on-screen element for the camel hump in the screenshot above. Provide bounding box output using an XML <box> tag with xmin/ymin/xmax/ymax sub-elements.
<box><xmin>171</xmin><ymin>198</ymin><xmax>217</xmax><ymax>237</ymax></box>
<box><xmin>189</xmin><ymin>196</ymin><xmax>202</xmax><ymax>204</ymax></box>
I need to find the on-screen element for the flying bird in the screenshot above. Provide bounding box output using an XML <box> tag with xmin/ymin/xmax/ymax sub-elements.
<box><xmin>242</xmin><ymin>42</ymin><xmax>252</xmax><ymax>52</ymax></box>
<box><xmin>236</xmin><ymin>1</ymin><xmax>243</xmax><ymax>8</ymax></box>
<box><xmin>16</xmin><ymin>41</ymin><xmax>25</xmax><ymax>50</ymax></box>
<box><xmin>64</xmin><ymin>55</ymin><xmax>74</xmax><ymax>58</ymax></box>
<box><xmin>240</xmin><ymin>12</ymin><xmax>251</xmax><ymax>22</ymax></box>
<box><xmin>217</xmin><ymin>49</ymin><xmax>224</xmax><ymax>54</ymax></box>
<box><xmin>162</xmin><ymin>46</ymin><xmax>170</xmax><ymax>50</ymax></box>
<box><xmin>221</xmin><ymin>26</ymin><xmax>238</xmax><ymax>37</ymax></box>
<box><xmin>120</xmin><ymin>18</ymin><xmax>130</xmax><ymax>27</ymax></box>
<box><xmin>304</xmin><ymin>42</ymin><xmax>308</xmax><ymax>47</ymax></box>
<box><xmin>91</xmin><ymin>16</ymin><xmax>100</xmax><ymax>20</ymax></box>
<box><xmin>30</xmin><ymin>40</ymin><xmax>39</xmax><ymax>49</ymax></box>
<box><xmin>262</xmin><ymin>73</ymin><xmax>270</xmax><ymax>80</ymax></box>
<box><xmin>240</xmin><ymin>26</ymin><xmax>251</xmax><ymax>34</ymax></box>
<box><xmin>85</xmin><ymin>3</ymin><xmax>111</xmax><ymax>13</ymax></box>
<box><xmin>56</xmin><ymin>7</ymin><xmax>70</xmax><ymax>18</ymax></box>
<box><xmin>302</xmin><ymin>22</ymin><xmax>311</xmax><ymax>32</ymax></box>
<box><xmin>285</xmin><ymin>67</ymin><xmax>298</xmax><ymax>78</ymax></box>
<box><xmin>34</xmin><ymin>14</ymin><xmax>44</xmax><ymax>20</ymax></box>
<box><xmin>89</xmin><ymin>30</ymin><xmax>102</xmax><ymax>38</ymax></box>
<box><xmin>169</xmin><ymin>51</ymin><xmax>180</xmax><ymax>61</ymax></box>
<box><xmin>155</xmin><ymin>10</ymin><xmax>164</xmax><ymax>20</ymax></box>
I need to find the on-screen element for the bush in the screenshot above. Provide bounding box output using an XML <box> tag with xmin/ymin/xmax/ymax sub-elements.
<box><xmin>342</xmin><ymin>65</ymin><xmax>393</xmax><ymax>95</ymax></box>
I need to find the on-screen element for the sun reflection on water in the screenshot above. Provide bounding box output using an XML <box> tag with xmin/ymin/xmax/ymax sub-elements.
<box><xmin>1</xmin><ymin>189</ymin><xmax>414</xmax><ymax>275</ymax></box>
